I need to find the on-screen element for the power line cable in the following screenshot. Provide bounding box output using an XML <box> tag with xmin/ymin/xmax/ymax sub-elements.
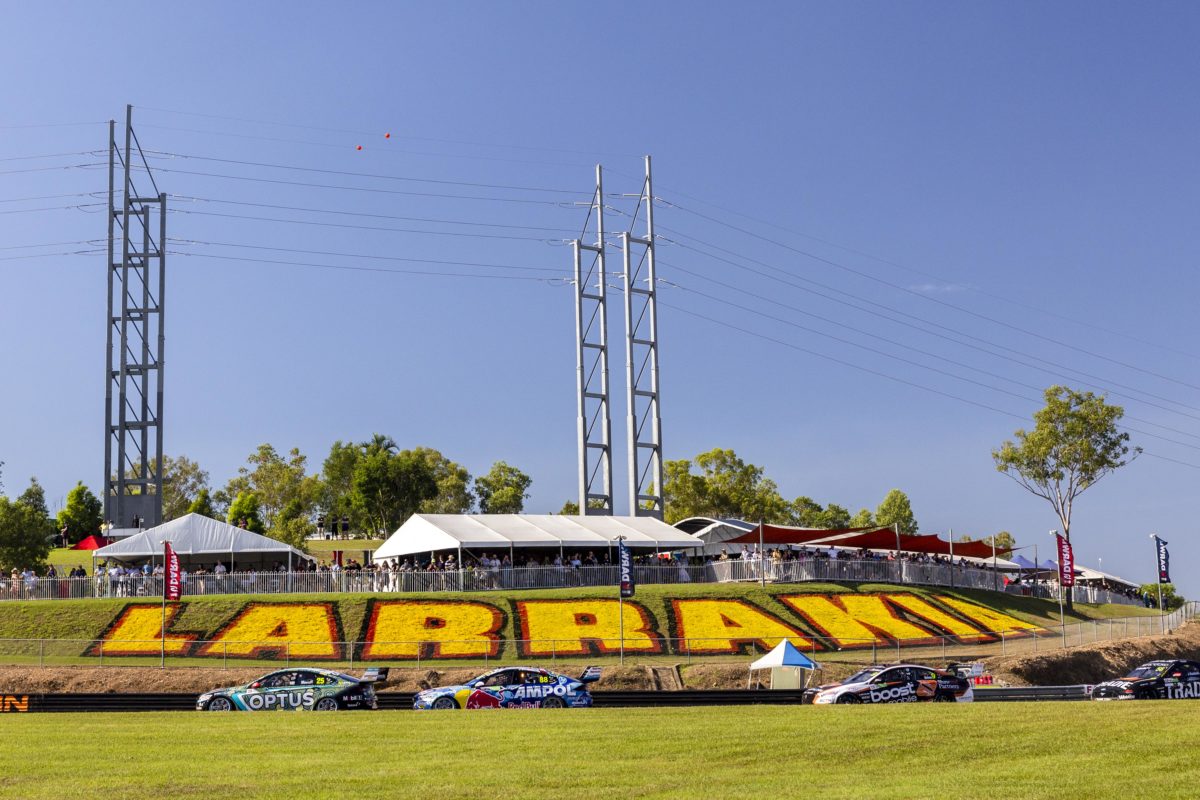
<box><xmin>607</xmin><ymin>167</ymin><xmax>1200</xmax><ymax>362</ymax></box>
<box><xmin>658</xmin><ymin>237</ymin><xmax>1200</xmax><ymax>417</ymax></box>
<box><xmin>173</xmin><ymin>208</ymin><xmax>569</xmax><ymax>242</ymax></box>
<box><xmin>661</xmin><ymin>298</ymin><xmax>1200</xmax><ymax>469</ymax></box>
<box><xmin>176</xmin><ymin>251</ymin><xmax>566</xmax><ymax>283</ymax></box>
<box><xmin>663</xmin><ymin>263</ymin><xmax>1200</xmax><ymax>441</ymax></box>
<box><xmin>0</xmin><ymin>192</ymin><xmax>102</xmax><ymax>204</ymax></box>
<box><xmin>170</xmin><ymin>238</ymin><xmax>565</xmax><ymax>273</ymax></box>
<box><xmin>139</xmin><ymin>165</ymin><xmax>574</xmax><ymax>206</ymax></box>
<box><xmin>148</xmin><ymin>151</ymin><xmax>583</xmax><ymax>194</ymax></box>
<box><xmin>0</xmin><ymin>151</ymin><xmax>100</xmax><ymax>163</ymax></box>
<box><xmin>136</xmin><ymin>104</ymin><xmax>638</xmax><ymax>158</ymax></box>
<box><xmin>135</xmin><ymin>123</ymin><xmax>599</xmax><ymax>169</ymax></box>
<box><xmin>0</xmin><ymin>163</ymin><xmax>104</xmax><ymax>176</ymax></box>
<box><xmin>670</xmin><ymin>280</ymin><xmax>1200</xmax><ymax>450</ymax></box>
<box><xmin>169</xmin><ymin>195</ymin><xmax>578</xmax><ymax>234</ymax></box>
<box><xmin>657</xmin><ymin>209</ymin><xmax>1200</xmax><ymax>391</ymax></box>
<box><xmin>0</xmin><ymin>203</ymin><xmax>105</xmax><ymax>215</ymax></box>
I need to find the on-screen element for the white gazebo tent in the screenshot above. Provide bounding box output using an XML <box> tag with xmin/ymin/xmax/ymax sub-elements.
<box><xmin>375</xmin><ymin>514</ymin><xmax>704</xmax><ymax>565</ymax></box>
<box><xmin>92</xmin><ymin>513</ymin><xmax>314</xmax><ymax>571</ymax></box>
<box><xmin>748</xmin><ymin>639</ymin><xmax>820</xmax><ymax>689</ymax></box>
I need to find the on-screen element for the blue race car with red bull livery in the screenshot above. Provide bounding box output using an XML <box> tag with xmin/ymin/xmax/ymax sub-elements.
<box><xmin>413</xmin><ymin>666</ymin><xmax>601</xmax><ymax>710</ymax></box>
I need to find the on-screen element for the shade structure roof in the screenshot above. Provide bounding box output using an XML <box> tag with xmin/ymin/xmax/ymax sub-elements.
<box><xmin>375</xmin><ymin>514</ymin><xmax>704</xmax><ymax>560</ymax></box>
<box><xmin>93</xmin><ymin>513</ymin><xmax>313</xmax><ymax>563</ymax></box>
<box><xmin>695</xmin><ymin>520</ymin><xmax>1012</xmax><ymax>560</ymax></box>
<box><xmin>1011</xmin><ymin>554</ymin><xmax>1060</xmax><ymax>572</ymax></box>
<box><xmin>1074</xmin><ymin>565</ymin><xmax>1140</xmax><ymax>589</ymax></box>
<box><xmin>749</xmin><ymin>639</ymin><xmax>819</xmax><ymax>671</ymax></box>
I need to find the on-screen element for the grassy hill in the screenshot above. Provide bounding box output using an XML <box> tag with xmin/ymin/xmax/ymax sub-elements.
<box><xmin>0</xmin><ymin>581</ymin><xmax>1158</xmax><ymax>669</ymax></box>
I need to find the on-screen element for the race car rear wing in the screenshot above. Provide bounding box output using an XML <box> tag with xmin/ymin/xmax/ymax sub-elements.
<box><xmin>579</xmin><ymin>666</ymin><xmax>602</xmax><ymax>683</ymax></box>
<box><xmin>361</xmin><ymin>667</ymin><xmax>391</xmax><ymax>685</ymax></box>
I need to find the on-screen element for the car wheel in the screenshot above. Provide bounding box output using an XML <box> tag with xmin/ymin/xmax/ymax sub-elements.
<box><xmin>835</xmin><ymin>693</ymin><xmax>861</xmax><ymax>704</ymax></box>
<box><xmin>205</xmin><ymin>696</ymin><xmax>233</xmax><ymax>711</ymax></box>
<box><xmin>933</xmin><ymin>693</ymin><xmax>954</xmax><ymax>703</ymax></box>
<box><xmin>541</xmin><ymin>696</ymin><xmax>566</xmax><ymax>709</ymax></box>
<box><xmin>431</xmin><ymin>696</ymin><xmax>457</xmax><ymax>710</ymax></box>
<box><xmin>314</xmin><ymin>697</ymin><xmax>339</xmax><ymax>711</ymax></box>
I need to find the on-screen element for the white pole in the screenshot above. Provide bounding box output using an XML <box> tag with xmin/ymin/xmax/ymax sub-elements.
<box><xmin>948</xmin><ymin>528</ymin><xmax>954</xmax><ymax>589</ymax></box>
<box><xmin>758</xmin><ymin>520</ymin><xmax>765</xmax><ymax>588</ymax></box>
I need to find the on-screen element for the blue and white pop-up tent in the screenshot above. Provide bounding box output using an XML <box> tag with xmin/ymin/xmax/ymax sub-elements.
<box><xmin>748</xmin><ymin>639</ymin><xmax>821</xmax><ymax>689</ymax></box>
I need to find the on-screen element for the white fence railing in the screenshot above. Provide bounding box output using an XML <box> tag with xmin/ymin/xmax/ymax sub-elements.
<box><xmin>0</xmin><ymin>558</ymin><xmax>1145</xmax><ymax>605</ymax></box>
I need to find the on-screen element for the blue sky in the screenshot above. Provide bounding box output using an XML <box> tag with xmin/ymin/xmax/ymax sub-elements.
<box><xmin>1</xmin><ymin>2</ymin><xmax>1196</xmax><ymax>595</ymax></box>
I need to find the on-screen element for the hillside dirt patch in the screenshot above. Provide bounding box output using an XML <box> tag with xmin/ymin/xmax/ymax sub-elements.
<box><xmin>983</xmin><ymin>620</ymin><xmax>1200</xmax><ymax>686</ymax></box>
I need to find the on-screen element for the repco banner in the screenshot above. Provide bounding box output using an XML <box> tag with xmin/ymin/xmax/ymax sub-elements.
<box><xmin>618</xmin><ymin>540</ymin><xmax>635</xmax><ymax>599</ymax></box>
<box><xmin>1155</xmin><ymin>536</ymin><xmax>1171</xmax><ymax>584</ymax></box>
<box><xmin>1055</xmin><ymin>533</ymin><xmax>1075</xmax><ymax>588</ymax></box>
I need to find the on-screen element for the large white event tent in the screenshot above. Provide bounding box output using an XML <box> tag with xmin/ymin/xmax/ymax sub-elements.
<box><xmin>92</xmin><ymin>513</ymin><xmax>314</xmax><ymax>571</ymax></box>
<box><xmin>374</xmin><ymin>514</ymin><xmax>704</xmax><ymax>563</ymax></box>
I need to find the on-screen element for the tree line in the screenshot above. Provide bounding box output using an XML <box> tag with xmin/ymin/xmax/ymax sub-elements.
<box><xmin>0</xmin><ymin>437</ymin><xmax>534</xmax><ymax>570</ymax></box>
<box><xmin>657</xmin><ymin>447</ymin><xmax>924</xmax><ymax>535</ymax></box>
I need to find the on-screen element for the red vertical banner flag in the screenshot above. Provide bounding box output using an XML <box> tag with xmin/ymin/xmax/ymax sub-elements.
<box><xmin>164</xmin><ymin>542</ymin><xmax>182</xmax><ymax>601</ymax></box>
<box><xmin>1055</xmin><ymin>533</ymin><xmax>1075</xmax><ymax>587</ymax></box>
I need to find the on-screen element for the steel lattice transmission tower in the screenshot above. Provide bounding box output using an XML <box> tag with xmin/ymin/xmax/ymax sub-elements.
<box><xmin>572</xmin><ymin>166</ymin><xmax>614</xmax><ymax>514</ymax></box>
<box><xmin>620</xmin><ymin>156</ymin><xmax>664</xmax><ymax>518</ymax></box>
<box><xmin>104</xmin><ymin>105</ymin><xmax>167</xmax><ymax>529</ymax></box>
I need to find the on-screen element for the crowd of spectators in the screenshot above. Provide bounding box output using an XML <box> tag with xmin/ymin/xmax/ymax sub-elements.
<box><xmin>0</xmin><ymin>544</ymin><xmax>1150</xmax><ymax>606</ymax></box>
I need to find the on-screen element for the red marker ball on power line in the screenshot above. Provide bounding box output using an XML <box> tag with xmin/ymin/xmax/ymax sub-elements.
<box><xmin>384</xmin><ymin>133</ymin><xmax>391</xmax><ymax>139</ymax></box>
<box><xmin>356</xmin><ymin>145</ymin><xmax>363</xmax><ymax>151</ymax></box>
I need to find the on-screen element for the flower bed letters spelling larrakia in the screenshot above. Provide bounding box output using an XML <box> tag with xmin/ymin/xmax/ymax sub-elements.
<box><xmin>86</xmin><ymin>592</ymin><xmax>1048</xmax><ymax>661</ymax></box>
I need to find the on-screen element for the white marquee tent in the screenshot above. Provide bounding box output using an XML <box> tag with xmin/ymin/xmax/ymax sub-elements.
<box><xmin>748</xmin><ymin>639</ymin><xmax>821</xmax><ymax>690</ymax></box>
<box><xmin>93</xmin><ymin>513</ymin><xmax>314</xmax><ymax>570</ymax></box>
<box><xmin>374</xmin><ymin>514</ymin><xmax>704</xmax><ymax>562</ymax></box>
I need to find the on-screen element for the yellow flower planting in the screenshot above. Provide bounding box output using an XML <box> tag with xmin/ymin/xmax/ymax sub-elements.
<box><xmin>88</xmin><ymin>604</ymin><xmax>195</xmax><ymax>657</ymax></box>
<box><xmin>934</xmin><ymin>595</ymin><xmax>1048</xmax><ymax>636</ymax></box>
<box><xmin>196</xmin><ymin>602</ymin><xmax>341</xmax><ymax>660</ymax></box>
<box><xmin>361</xmin><ymin>600</ymin><xmax>503</xmax><ymax>660</ymax></box>
<box><xmin>516</xmin><ymin>599</ymin><xmax>661</xmax><ymax>657</ymax></box>
<box><xmin>780</xmin><ymin>593</ymin><xmax>987</xmax><ymax>648</ymax></box>
<box><xmin>671</xmin><ymin>598</ymin><xmax>811</xmax><ymax>654</ymax></box>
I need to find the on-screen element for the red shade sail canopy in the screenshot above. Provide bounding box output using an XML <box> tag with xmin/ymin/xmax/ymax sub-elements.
<box><xmin>71</xmin><ymin>534</ymin><xmax>111</xmax><ymax>551</ymax></box>
<box><xmin>723</xmin><ymin>524</ymin><xmax>1009</xmax><ymax>559</ymax></box>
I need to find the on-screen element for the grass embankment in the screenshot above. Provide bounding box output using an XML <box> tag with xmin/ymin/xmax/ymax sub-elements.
<box><xmin>0</xmin><ymin>582</ymin><xmax>1158</xmax><ymax>669</ymax></box>
<box><xmin>0</xmin><ymin>703</ymin><xmax>1195</xmax><ymax>799</ymax></box>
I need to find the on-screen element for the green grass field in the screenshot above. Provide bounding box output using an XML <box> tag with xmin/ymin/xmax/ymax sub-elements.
<box><xmin>0</xmin><ymin>703</ymin><xmax>1194</xmax><ymax>799</ymax></box>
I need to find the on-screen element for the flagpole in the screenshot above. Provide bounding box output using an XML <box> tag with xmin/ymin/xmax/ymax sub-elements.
<box><xmin>1051</xmin><ymin>530</ymin><xmax>1065</xmax><ymax>642</ymax></box>
<box><xmin>616</xmin><ymin>535</ymin><xmax>626</xmax><ymax>665</ymax></box>
<box><xmin>758</xmin><ymin>520</ymin><xmax>765</xmax><ymax>589</ymax></box>
<box><xmin>1151</xmin><ymin>534</ymin><xmax>1165</xmax><ymax>635</ymax></box>
<box><xmin>161</xmin><ymin>539</ymin><xmax>169</xmax><ymax>669</ymax></box>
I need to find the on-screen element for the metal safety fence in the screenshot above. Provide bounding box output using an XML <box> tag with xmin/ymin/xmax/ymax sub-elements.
<box><xmin>0</xmin><ymin>559</ymin><xmax>1145</xmax><ymax>605</ymax></box>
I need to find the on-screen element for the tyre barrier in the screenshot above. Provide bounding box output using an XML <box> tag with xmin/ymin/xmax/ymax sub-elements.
<box><xmin>0</xmin><ymin>686</ymin><xmax>1091</xmax><ymax>712</ymax></box>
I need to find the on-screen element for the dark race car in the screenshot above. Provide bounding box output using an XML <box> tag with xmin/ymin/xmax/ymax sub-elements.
<box><xmin>802</xmin><ymin>663</ymin><xmax>973</xmax><ymax>705</ymax></box>
<box><xmin>413</xmin><ymin>665</ymin><xmax>601</xmax><ymax>710</ymax></box>
<box><xmin>197</xmin><ymin>667</ymin><xmax>389</xmax><ymax>711</ymax></box>
<box><xmin>1092</xmin><ymin>659</ymin><xmax>1200</xmax><ymax>701</ymax></box>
